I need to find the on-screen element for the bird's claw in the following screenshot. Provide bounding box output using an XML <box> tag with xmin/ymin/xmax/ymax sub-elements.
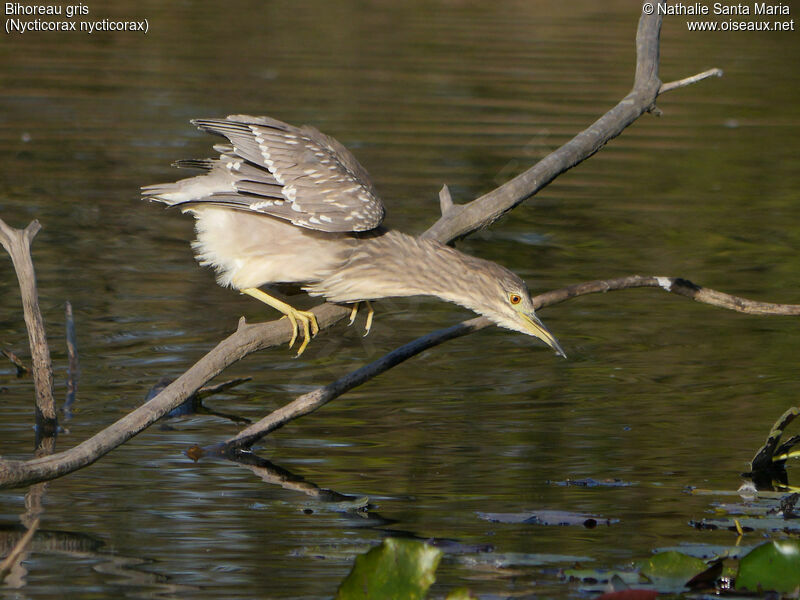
<box><xmin>348</xmin><ymin>302</ymin><xmax>360</xmax><ymax>326</ymax></box>
<box><xmin>283</xmin><ymin>309</ymin><xmax>318</xmax><ymax>357</ymax></box>
<box><xmin>348</xmin><ymin>301</ymin><xmax>375</xmax><ymax>337</ymax></box>
<box><xmin>363</xmin><ymin>301</ymin><xmax>374</xmax><ymax>337</ymax></box>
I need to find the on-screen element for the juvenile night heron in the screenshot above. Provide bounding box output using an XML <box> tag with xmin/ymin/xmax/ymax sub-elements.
<box><xmin>142</xmin><ymin>115</ymin><xmax>564</xmax><ymax>357</ymax></box>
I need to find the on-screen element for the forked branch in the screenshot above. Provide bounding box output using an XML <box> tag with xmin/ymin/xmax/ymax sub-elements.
<box><xmin>0</xmin><ymin>2</ymin><xmax>784</xmax><ymax>489</ymax></box>
<box><xmin>421</xmin><ymin>1</ymin><xmax>718</xmax><ymax>244</ymax></box>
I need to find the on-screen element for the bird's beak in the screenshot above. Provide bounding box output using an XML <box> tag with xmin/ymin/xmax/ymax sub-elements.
<box><xmin>520</xmin><ymin>311</ymin><xmax>566</xmax><ymax>358</ymax></box>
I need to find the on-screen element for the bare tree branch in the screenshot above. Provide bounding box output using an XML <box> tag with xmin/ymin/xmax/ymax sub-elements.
<box><xmin>419</xmin><ymin>8</ymin><xmax>662</xmax><ymax>243</ymax></box>
<box><xmin>217</xmin><ymin>276</ymin><xmax>800</xmax><ymax>451</ymax></box>
<box><xmin>1</xmin><ymin>348</ymin><xmax>28</xmax><ymax>376</ymax></box>
<box><xmin>535</xmin><ymin>276</ymin><xmax>800</xmax><ymax>316</ymax></box>
<box><xmin>220</xmin><ymin>318</ymin><xmax>487</xmax><ymax>451</ymax></box>
<box><xmin>0</xmin><ymin>3</ymin><xmax>765</xmax><ymax>488</ymax></box>
<box><xmin>0</xmin><ymin>218</ymin><xmax>57</xmax><ymax>437</ymax></box>
<box><xmin>420</xmin><ymin>4</ymin><xmax>720</xmax><ymax>245</ymax></box>
<box><xmin>63</xmin><ymin>301</ymin><xmax>79</xmax><ymax>421</ymax></box>
<box><xmin>2</xmin><ymin>265</ymin><xmax>797</xmax><ymax>489</ymax></box>
<box><xmin>659</xmin><ymin>68</ymin><xmax>724</xmax><ymax>95</ymax></box>
<box><xmin>0</xmin><ymin>304</ymin><xmax>344</xmax><ymax>489</ymax></box>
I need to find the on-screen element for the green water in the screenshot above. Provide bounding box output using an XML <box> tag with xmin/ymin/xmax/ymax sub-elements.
<box><xmin>1</xmin><ymin>1</ymin><xmax>799</xmax><ymax>597</ymax></box>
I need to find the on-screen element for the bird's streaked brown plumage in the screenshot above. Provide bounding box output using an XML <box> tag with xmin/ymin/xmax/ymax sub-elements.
<box><xmin>143</xmin><ymin>114</ymin><xmax>564</xmax><ymax>357</ymax></box>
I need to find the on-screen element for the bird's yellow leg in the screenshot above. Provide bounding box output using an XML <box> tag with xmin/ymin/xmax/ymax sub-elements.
<box><xmin>241</xmin><ymin>288</ymin><xmax>319</xmax><ymax>356</ymax></box>
<box><xmin>348</xmin><ymin>302</ymin><xmax>360</xmax><ymax>326</ymax></box>
<box><xmin>363</xmin><ymin>301</ymin><xmax>374</xmax><ymax>337</ymax></box>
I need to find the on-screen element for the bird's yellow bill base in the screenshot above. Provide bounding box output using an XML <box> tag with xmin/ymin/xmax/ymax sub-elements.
<box><xmin>241</xmin><ymin>288</ymin><xmax>319</xmax><ymax>356</ymax></box>
<box><xmin>347</xmin><ymin>301</ymin><xmax>375</xmax><ymax>337</ymax></box>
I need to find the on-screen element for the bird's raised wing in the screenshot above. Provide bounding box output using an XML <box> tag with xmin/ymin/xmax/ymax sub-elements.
<box><xmin>142</xmin><ymin>114</ymin><xmax>385</xmax><ymax>233</ymax></box>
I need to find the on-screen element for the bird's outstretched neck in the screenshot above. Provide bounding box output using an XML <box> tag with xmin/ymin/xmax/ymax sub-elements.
<box><xmin>310</xmin><ymin>230</ymin><xmax>512</xmax><ymax>312</ymax></box>
<box><xmin>309</xmin><ymin>229</ymin><xmax>565</xmax><ymax>356</ymax></box>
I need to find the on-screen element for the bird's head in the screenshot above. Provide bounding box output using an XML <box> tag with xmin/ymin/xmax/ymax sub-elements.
<box><xmin>458</xmin><ymin>261</ymin><xmax>565</xmax><ymax>358</ymax></box>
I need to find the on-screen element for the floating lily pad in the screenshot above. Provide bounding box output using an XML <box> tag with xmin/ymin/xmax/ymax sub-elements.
<box><xmin>735</xmin><ymin>540</ymin><xmax>800</xmax><ymax>594</ymax></box>
<box><xmin>711</xmin><ymin>501</ymin><xmax>779</xmax><ymax>516</ymax></box>
<box><xmin>562</xmin><ymin>568</ymin><xmax>642</xmax><ymax>586</ymax></box>
<box><xmin>460</xmin><ymin>551</ymin><xmax>593</xmax><ymax>569</ymax></box>
<box><xmin>305</xmin><ymin>496</ymin><xmax>370</xmax><ymax>513</ymax></box>
<box><xmin>690</xmin><ymin>490</ymin><xmax>800</xmax><ymax>534</ymax></box>
<box><xmin>335</xmin><ymin>538</ymin><xmax>442</xmax><ymax>600</ymax></box>
<box><xmin>478</xmin><ymin>510</ymin><xmax>617</xmax><ymax>527</ymax></box>
<box><xmin>548</xmin><ymin>478</ymin><xmax>635</xmax><ymax>488</ymax></box>
<box><xmin>656</xmin><ymin>543</ymin><xmax>752</xmax><ymax>560</ymax></box>
<box><xmin>690</xmin><ymin>516</ymin><xmax>800</xmax><ymax>533</ymax></box>
<box><xmin>636</xmin><ymin>551</ymin><xmax>709</xmax><ymax>592</ymax></box>
<box><xmin>566</xmin><ymin>551</ymin><xmax>721</xmax><ymax>596</ymax></box>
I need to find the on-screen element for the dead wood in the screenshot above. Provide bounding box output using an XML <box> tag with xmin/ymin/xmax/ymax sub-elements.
<box><xmin>2</xmin><ymin>3</ymin><xmax>795</xmax><ymax>488</ymax></box>
<box><xmin>0</xmin><ymin>218</ymin><xmax>57</xmax><ymax>437</ymax></box>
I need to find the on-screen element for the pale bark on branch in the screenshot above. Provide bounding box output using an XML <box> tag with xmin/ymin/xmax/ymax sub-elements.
<box><xmin>2</xmin><ymin>2</ymin><xmax>794</xmax><ymax>489</ymax></box>
<box><xmin>0</xmin><ymin>218</ymin><xmax>57</xmax><ymax>437</ymax></box>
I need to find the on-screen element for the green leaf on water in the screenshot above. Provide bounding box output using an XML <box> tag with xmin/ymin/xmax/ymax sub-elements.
<box><xmin>335</xmin><ymin>538</ymin><xmax>442</xmax><ymax>600</ymax></box>
<box><xmin>736</xmin><ymin>540</ymin><xmax>800</xmax><ymax>594</ymax></box>
<box><xmin>635</xmin><ymin>551</ymin><xmax>708</xmax><ymax>591</ymax></box>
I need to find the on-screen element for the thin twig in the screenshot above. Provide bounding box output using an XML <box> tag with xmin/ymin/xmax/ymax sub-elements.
<box><xmin>220</xmin><ymin>318</ymin><xmax>487</xmax><ymax>451</ymax></box>
<box><xmin>659</xmin><ymin>68</ymin><xmax>724</xmax><ymax>95</ymax></box>
<box><xmin>1</xmin><ymin>348</ymin><xmax>28</xmax><ymax>376</ymax></box>
<box><xmin>63</xmin><ymin>300</ymin><xmax>79</xmax><ymax>421</ymax></box>
<box><xmin>0</xmin><ymin>218</ymin><xmax>57</xmax><ymax>436</ymax></box>
<box><xmin>535</xmin><ymin>275</ymin><xmax>800</xmax><ymax>316</ymax></box>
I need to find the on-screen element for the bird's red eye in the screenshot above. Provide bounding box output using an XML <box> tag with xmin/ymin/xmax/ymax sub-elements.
<box><xmin>509</xmin><ymin>294</ymin><xmax>521</xmax><ymax>305</ymax></box>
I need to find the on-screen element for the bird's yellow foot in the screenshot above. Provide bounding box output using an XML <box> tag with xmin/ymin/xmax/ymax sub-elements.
<box><xmin>347</xmin><ymin>301</ymin><xmax>375</xmax><ymax>337</ymax></box>
<box><xmin>282</xmin><ymin>307</ymin><xmax>319</xmax><ymax>356</ymax></box>
<box><xmin>241</xmin><ymin>287</ymin><xmax>319</xmax><ymax>356</ymax></box>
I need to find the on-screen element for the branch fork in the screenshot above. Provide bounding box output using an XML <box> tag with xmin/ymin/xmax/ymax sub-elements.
<box><xmin>2</xmin><ymin>6</ymin><xmax>794</xmax><ymax>490</ymax></box>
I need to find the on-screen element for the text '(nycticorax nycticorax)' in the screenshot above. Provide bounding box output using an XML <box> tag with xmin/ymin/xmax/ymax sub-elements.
<box><xmin>143</xmin><ymin>115</ymin><xmax>564</xmax><ymax>357</ymax></box>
